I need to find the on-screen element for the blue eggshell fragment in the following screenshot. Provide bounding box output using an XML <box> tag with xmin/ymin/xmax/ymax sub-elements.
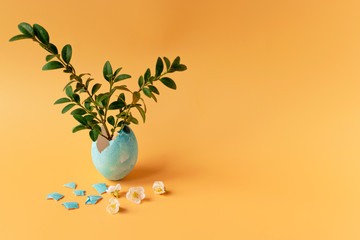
<box><xmin>46</xmin><ymin>193</ymin><xmax>64</xmax><ymax>201</ymax></box>
<box><xmin>64</xmin><ymin>182</ymin><xmax>76</xmax><ymax>189</ymax></box>
<box><xmin>73</xmin><ymin>190</ymin><xmax>86</xmax><ymax>196</ymax></box>
<box><xmin>91</xmin><ymin>183</ymin><xmax>108</xmax><ymax>194</ymax></box>
<box><xmin>62</xmin><ymin>202</ymin><xmax>79</xmax><ymax>210</ymax></box>
<box><xmin>85</xmin><ymin>195</ymin><xmax>103</xmax><ymax>205</ymax></box>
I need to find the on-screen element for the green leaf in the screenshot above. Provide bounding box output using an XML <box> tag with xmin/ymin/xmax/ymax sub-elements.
<box><xmin>79</xmin><ymin>73</ymin><xmax>91</xmax><ymax>77</ymax></box>
<box><xmin>169</xmin><ymin>56</ymin><xmax>181</xmax><ymax>73</ymax></box>
<box><xmin>93</xmin><ymin>125</ymin><xmax>102</xmax><ymax>133</ymax></box>
<box><xmin>63</xmin><ymin>81</ymin><xmax>75</xmax><ymax>91</ymax></box>
<box><xmin>114</xmin><ymin>74</ymin><xmax>131</xmax><ymax>82</ymax></box>
<box><xmin>83</xmin><ymin>115</ymin><xmax>95</xmax><ymax>122</ymax></box>
<box><xmin>75</xmin><ymin>83</ymin><xmax>83</xmax><ymax>93</ymax></box>
<box><xmin>61</xmin><ymin>44</ymin><xmax>72</xmax><ymax>64</ymax></box>
<box><xmin>160</xmin><ymin>77</ymin><xmax>176</xmax><ymax>89</ymax></box>
<box><xmin>117</xmin><ymin>120</ymin><xmax>124</xmax><ymax>127</ymax></box>
<box><xmin>103</xmin><ymin>61</ymin><xmax>113</xmax><ymax>81</ymax></box>
<box><xmin>84</xmin><ymin>96</ymin><xmax>92</xmax><ymax>102</ymax></box>
<box><xmin>89</xmin><ymin>129</ymin><xmax>99</xmax><ymax>142</ymax></box>
<box><xmin>151</xmin><ymin>92</ymin><xmax>158</xmax><ymax>102</ymax></box>
<box><xmin>42</xmin><ymin>61</ymin><xmax>64</xmax><ymax>71</ymax></box>
<box><xmin>85</xmin><ymin>78</ymin><xmax>94</xmax><ymax>88</ymax></box>
<box><xmin>144</xmin><ymin>68</ymin><xmax>151</xmax><ymax>82</ymax></box>
<box><xmin>95</xmin><ymin>96</ymin><xmax>104</xmax><ymax>108</ymax></box>
<box><xmin>101</xmin><ymin>95</ymin><xmax>110</xmax><ymax>107</ymax></box>
<box><xmin>71</xmin><ymin>108</ymin><xmax>87</xmax><ymax>115</ymax></box>
<box><xmin>114</xmin><ymin>67</ymin><xmax>122</xmax><ymax>77</ymax></box>
<box><xmin>129</xmin><ymin>115</ymin><xmax>139</xmax><ymax>124</ymax></box>
<box><xmin>173</xmin><ymin>56</ymin><xmax>180</xmax><ymax>66</ymax></box>
<box><xmin>132</xmin><ymin>92</ymin><xmax>140</xmax><ymax>104</ymax></box>
<box><xmin>108</xmin><ymin>100</ymin><xmax>126</xmax><ymax>110</ymax></box>
<box><xmin>84</xmin><ymin>101</ymin><xmax>91</xmax><ymax>110</ymax></box>
<box><xmin>155</xmin><ymin>57</ymin><xmax>164</xmax><ymax>77</ymax></box>
<box><xmin>87</xmin><ymin>119</ymin><xmax>97</xmax><ymax>127</ymax></box>
<box><xmin>164</xmin><ymin>57</ymin><xmax>170</xmax><ymax>70</ymax></box>
<box><xmin>119</xmin><ymin>93</ymin><xmax>126</xmax><ymax>102</ymax></box>
<box><xmin>39</xmin><ymin>42</ymin><xmax>50</xmax><ymax>52</ymax></box>
<box><xmin>113</xmin><ymin>85</ymin><xmax>131</xmax><ymax>92</ymax></box>
<box><xmin>66</xmin><ymin>85</ymin><xmax>73</xmax><ymax>98</ymax></box>
<box><xmin>9</xmin><ymin>34</ymin><xmax>32</xmax><ymax>42</ymax></box>
<box><xmin>33</xmin><ymin>24</ymin><xmax>49</xmax><ymax>44</ymax></box>
<box><xmin>73</xmin><ymin>114</ymin><xmax>87</xmax><ymax>125</ymax></box>
<box><xmin>148</xmin><ymin>85</ymin><xmax>159</xmax><ymax>95</ymax></box>
<box><xmin>110</xmin><ymin>88</ymin><xmax>116</xmax><ymax>96</ymax></box>
<box><xmin>72</xmin><ymin>93</ymin><xmax>80</xmax><ymax>103</ymax></box>
<box><xmin>140</xmin><ymin>98</ymin><xmax>147</xmax><ymax>113</ymax></box>
<box><xmin>142</xmin><ymin>87</ymin><xmax>152</xmax><ymax>98</ymax></box>
<box><xmin>46</xmin><ymin>55</ymin><xmax>56</xmax><ymax>61</ymax></box>
<box><xmin>49</xmin><ymin>43</ymin><xmax>58</xmax><ymax>54</ymax></box>
<box><xmin>87</xmin><ymin>120</ymin><xmax>98</xmax><ymax>127</ymax></box>
<box><xmin>91</xmin><ymin>83</ymin><xmax>101</xmax><ymax>95</ymax></box>
<box><xmin>54</xmin><ymin>98</ymin><xmax>71</xmax><ymax>104</ymax></box>
<box><xmin>138</xmin><ymin>76</ymin><xmax>144</xmax><ymax>88</ymax></box>
<box><xmin>61</xmin><ymin>103</ymin><xmax>76</xmax><ymax>114</ymax></box>
<box><xmin>18</xmin><ymin>22</ymin><xmax>34</xmax><ymax>37</ymax></box>
<box><xmin>72</xmin><ymin>125</ymin><xmax>87</xmax><ymax>133</ymax></box>
<box><xmin>173</xmin><ymin>64</ymin><xmax>187</xmax><ymax>71</ymax></box>
<box><xmin>135</xmin><ymin>106</ymin><xmax>146</xmax><ymax>123</ymax></box>
<box><xmin>107</xmin><ymin>116</ymin><xmax>115</xmax><ymax>126</ymax></box>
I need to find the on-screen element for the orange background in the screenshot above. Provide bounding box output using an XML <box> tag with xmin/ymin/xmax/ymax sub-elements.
<box><xmin>1</xmin><ymin>0</ymin><xmax>360</xmax><ymax>239</ymax></box>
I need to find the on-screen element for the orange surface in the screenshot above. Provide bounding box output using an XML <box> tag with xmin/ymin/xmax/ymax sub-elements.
<box><xmin>1</xmin><ymin>0</ymin><xmax>360</xmax><ymax>239</ymax></box>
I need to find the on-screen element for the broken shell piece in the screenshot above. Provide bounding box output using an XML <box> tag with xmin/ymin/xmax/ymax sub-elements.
<box><xmin>85</xmin><ymin>195</ymin><xmax>103</xmax><ymax>205</ymax></box>
<box><xmin>92</xmin><ymin>183</ymin><xmax>108</xmax><ymax>194</ymax></box>
<box><xmin>46</xmin><ymin>193</ymin><xmax>64</xmax><ymax>201</ymax></box>
<box><xmin>64</xmin><ymin>182</ymin><xmax>76</xmax><ymax>189</ymax></box>
<box><xmin>73</xmin><ymin>190</ymin><xmax>86</xmax><ymax>196</ymax></box>
<box><xmin>62</xmin><ymin>202</ymin><xmax>79</xmax><ymax>210</ymax></box>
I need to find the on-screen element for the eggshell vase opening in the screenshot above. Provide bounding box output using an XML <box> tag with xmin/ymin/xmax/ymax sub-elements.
<box><xmin>91</xmin><ymin>125</ymin><xmax>138</xmax><ymax>180</ymax></box>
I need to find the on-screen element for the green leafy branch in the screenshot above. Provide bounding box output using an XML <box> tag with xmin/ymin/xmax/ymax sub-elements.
<box><xmin>10</xmin><ymin>22</ymin><xmax>187</xmax><ymax>142</ymax></box>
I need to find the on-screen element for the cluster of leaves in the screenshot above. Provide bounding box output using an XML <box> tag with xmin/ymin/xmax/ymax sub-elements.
<box><xmin>10</xmin><ymin>22</ymin><xmax>187</xmax><ymax>142</ymax></box>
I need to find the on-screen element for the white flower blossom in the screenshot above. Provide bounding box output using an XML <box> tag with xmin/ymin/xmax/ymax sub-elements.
<box><xmin>106</xmin><ymin>184</ymin><xmax>121</xmax><ymax>198</ymax></box>
<box><xmin>152</xmin><ymin>181</ymin><xmax>166</xmax><ymax>194</ymax></box>
<box><xmin>126</xmin><ymin>187</ymin><xmax>145</xmax><ymax>204</ymax></box>
<box><xmin>106</xmin><ymin>198</ymin><xmax>120</xmax><ymax>214</ymax></box>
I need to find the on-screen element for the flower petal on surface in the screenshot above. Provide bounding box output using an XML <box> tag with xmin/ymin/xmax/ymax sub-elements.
<box><xmin>139</xmin><ymin>192</ymin><xmax>145</xmax><ymax>200</ymax></box>
<box><xmin>152</xmin><ymin>181</ymin><xmax>166</xmax><ymax>194</ymax></box>
<box><xmin>114</xmin><ymin>184</ymin><xmax>121</xmax><ymax>191</ymax></box>
<box><xmin>133</xmin><ymin>198</ymin><xmax>141</xmax><ymax>204</ymax></box>
<box><xmin>126</xmin><ymin>186</ymin><xmax>145</xmax><ymax>204</ymax></box>
<box><xmin>106</xmin><ymin>184</ymin><xmax>121</xmax><ymax>193</ymax></box>
<box><xmin>106</xmin><ymin>198</ymin><xmax>120</xmax><ymax>214</ymax></box>
<box><xmin>126</xmin><ymin>191</ymin><xmax>132</xmax><ymax>200</ymax></box>
<box><xmin>106</xmin><ymin>186</ymin><xmax>116</xmax><ymax>193</ymax></box>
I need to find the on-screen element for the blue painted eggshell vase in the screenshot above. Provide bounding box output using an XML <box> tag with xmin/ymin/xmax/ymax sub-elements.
<box><xmin>91</xmin><ymin>125</ymin><xmax>138</xmax><ymax>180</ymax></box>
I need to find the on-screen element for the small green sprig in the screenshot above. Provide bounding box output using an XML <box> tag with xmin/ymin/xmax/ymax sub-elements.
<box><xmin>10</xmin><ymin>22</ymin><xmax>187</xmax><ymax>142</ymax></box>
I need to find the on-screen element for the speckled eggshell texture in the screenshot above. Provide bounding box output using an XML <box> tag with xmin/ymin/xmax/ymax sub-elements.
<box><xmin>91</xmin><ymin>126</ymin><xmax>138</xmax><ymax>180</ymax></box>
